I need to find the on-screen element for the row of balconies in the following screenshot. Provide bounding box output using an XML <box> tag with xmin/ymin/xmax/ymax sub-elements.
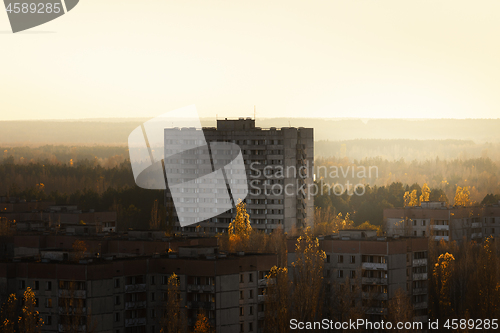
<box><xmin>412</xmin><ymin>259</ymin><xmax>427</xmax><ymax>267</ymax></box>
<box><xmin>125</xmin><ymin>301</ymin><xmax>147</xmax><ymax>310</ymax></box>
<box><xmin>58</xmin><ymin>290</ymin><xmax>86</xmax><ymax>298</ymax></box>
<box><xmin>413</xmin><ymin>288</ymin><xmax>428</xmax><ymax>295</ymax></box>
<box><xmin>433</xmin><ymin>236</ymin><xmax>449</xmax><ymax>241</ymax></box>
<box><xmin>414</xmin><ymin>302</ymin><xmax>428</xmax><ymax>310</ymax></box>
<box><xmin>187</xmin><ymin>284</ymin><xmax>215</xmax><ymax>293</ymax></box>
<box><xmin>431</xmin><ymin>224</ymin><xmax>449</xmax><ymax>231</ymax></box>
<box><xmin>125</xmin><ymin>317</ymin><xmax>147</xmax><ymax>328</ymax></box>
<box><xmin>361</xmin><ymin>277</ymin><xmax>388</xmax><ymax>285</ymax></box>
<box><xmin>58</xmin><ymin>306</ymin><xmax>86</xmax><ymax>315</ymax></box>
<box><xmin>361</xmin><ymin>262</ymin><xmax>387</xmax><ymax>270</ymax></box>
<box><xmin>361</xmin><ymin>292</ymin><xmax>388</xmax><ymax>300</ymax></box>
<box><xmin>413</xmin><ymin>273</ymin><xmax>428</xmax><ymax>281</ymax></box>
<box><xmin>58</xmin><ymin>324</ymin><xmax>86</xmax><ymax>332</ymax></box>
<box><xmin>125</xmin><ymin>284</ymin><xmax>147</xmax><ymax>293</ymax></box>
<box><xmin>187</xmin><ymin>301</ymin><xmax>215</xmax><ymax>310</ymax></box>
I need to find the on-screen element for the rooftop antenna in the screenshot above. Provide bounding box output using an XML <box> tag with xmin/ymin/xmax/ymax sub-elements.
<box><xmin>254</xmin><ymin>105</ymin><xmax>256</xmax><ymax>120</ymax></box>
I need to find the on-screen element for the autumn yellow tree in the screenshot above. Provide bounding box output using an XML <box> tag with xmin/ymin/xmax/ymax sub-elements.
<box><xmin>419</xmin><ymin>183</ymin><xmax>431</xmax><ymax>203</ymax></box>
<box><xmin>227</xmin><ymin>201</ymin><xmax>253</xmax><ymax>252</ymax></box>
<box><xmin>409</xmin><ymin>189</ymin><xmax>418</xmax><ymax>206</ymax></box>
<box><xmin>264</xmin><ymin>266</ymin><xmax>290</xmax><ymax>333</ymax></box>
<box><xmin>404</xmin><ymin>191</ymin><xmax>411</xmax><ymax>207</ymax></box>
<box><xmin>432</xmin><ymin>252</ymin><xmax>455</xmax><ymax>319</ymax></box>
<box><xmin>0</xmin><ymin>294</ymin><xmax>17</xmax><ymax>333</ymax></box>
<box><xmin>192</xmin><ymin>313</ymin><xmax>211</xmax><ymax>333</ymax></box>
<box><xmin>291</xmin><ymin>229</ymin><xmax>326</xmax><ymax>323</ymax></box>
<box><xmin>161</xmin><ymin>273</ymin><xmax>183</xmax><ymax>333</ymax></box>
<box><xmin>72</xmin><ymin>240</ymin><xmax>87</xmax><ymax>262</ymax></box>
<box><xmin>313</xmin><ymin>207</ymin><xmax>354</xmax><ymax>235</ymax></box>
<box><xmin>18</xmin><ymin>287</ymin><xmax>43</xmax><ymax>333</ymax></box>
<box><xmin>454</xmin><ymin>186</ymin><xmax>472</xmax><ymax>206</ymax></box>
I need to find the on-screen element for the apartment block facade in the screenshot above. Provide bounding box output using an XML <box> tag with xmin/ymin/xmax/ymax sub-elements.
<box><xmin>288</xmin><ymin>230</ymin><xmax>429</xmax><ymax>324</ymax></box>
<box><xmin>384</xmin><ymin>201</ymin><xmax>500</xmax><ymax>242</ymax></box>
<box><xmin>0</xmin><ymin>248</ymin><xmax>276</xmax><ymax>333</ymax></box>
<box><xmin>166</xmin><ymin>118</ymin><xmax>314</xmax><ymax>236</ymax></box>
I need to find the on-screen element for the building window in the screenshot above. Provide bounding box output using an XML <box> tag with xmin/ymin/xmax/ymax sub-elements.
<box><xmin>151</xmin><ymin>292</ymin><xmax>155</xmax><ymax>301</ymax></box>
<box><xmin>249</xmin><ymin>322</ymin><xmax>253</xmax><ymax>332</ymax></box>
<box><xmin>350</xmin><ymin>256</ymin><xmax>355</xmax><ymax>264</ymax></box>
<box><xmin>338</xmin><ymin>255</ymin><xmax>343</xmax><ymax>263</ymax></box>
<box><xmin>151</xmin><ymin>309</ymin><xmax>156</xmax><ymax>318</ymax></box>
<box><xmin>151</xmin><ymin>276</ymin><xmax>155</xmax><ymax>285</ymax></box>
<box><xmin>338</xmin><ymin>270</ymin><xmax>343</xmax><ymax>278</ymax></box>
<box><xmin>240</xmin><ymin>323</ymin><xmax>244</xmax><ymax>332</ymax></box>
<box><xmin>240</xmin><ymin>306</ymin><xmax>244</xmax><ymax>316</ymax></box>
<box><xmin>326</xmin><ymin>255</ymin><xmax>330</xmax><ymax>263</ymax></box>
<box><xmin>46</xmin><ymin>315</ymin><xmax>52</xmax><ymax>326</ymax></box>
<box><xmin>249</xmin><ymin>305</ymin><xmax>253</xmax><ymax>315</ymax></box>
<box><xmin>46</xmin><ymin>281</ymin><xmax>51</xmax><ymax>291</ymax></box>
<box><xmin>115</xmin><ymin>296</ymin><xmax>121</xmax><ymax>305</ymax></box>
<box><xmin>240</xmin><ymin>291</ymin><xmax>244</xmax><ymax>300</ymax></box>
<box><xmin>35</xmin><ymin>298</ymin><xmax>39</xmax><ymax>307</ymax></box>
<box><xmin>19</xmin><ymin>280</ymin><xmax>25</xmax><ymax>290</ymax></box>
<box><xmin>249</xmin><ymin>273</ymin><xmax>253</xmax><ymax>282</ymax></box>
<box><xmin>115</xmin><ymin>312</ymin><xmax>120</xmax><ymax>322</ymax></box>
<box><xmin>45</xmin><ymin>298</ymin><xmax>52</xmax><ymax>308</ymax></box>
<box><xmin>350</xmin><ymin>270</ymin><xmax>356</xmax><ymax>279</ymax></box>
<box><xmin>249</xmin><ymin>290</ymin><xmax>253</xmax><ymax>299</ymax></box>
<box><xmin>151</xmin><ymin>326</ymin><xmax>156</xmax><ymax>333</ymax></box>
<box><xmin>421</xmin><ymin>220</ymin><xmax>426</xmax><ymax>226</ymax></box>
<box><xmin>34</xmin><ymin>281</ymin><xmax>39</xmax><ymax>290</ymax></box>
<box><xmin>114</xmin><ymin>278</ymin><xmax>120</xmax><ymax>288</ymax></box>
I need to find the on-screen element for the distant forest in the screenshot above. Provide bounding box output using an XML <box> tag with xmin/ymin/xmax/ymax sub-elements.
<box><xmin>1</xmin><ymin>142</ymin><xmax>500</xmax><ymax>229</ymax></box>
<box><xmin>2</xmin><ymin>118</ymin><xmax>500</xmax><ymax>146</ymax></box>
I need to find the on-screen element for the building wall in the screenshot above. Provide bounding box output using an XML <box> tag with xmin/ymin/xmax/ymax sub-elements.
<box><xmin>166</xmin><ymin>120</ymin><xmax>314</xmax><ymax>236</ymax></box>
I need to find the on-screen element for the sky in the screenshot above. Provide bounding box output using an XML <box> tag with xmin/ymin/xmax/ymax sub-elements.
<box><xmin>1</xmin><ymin>0</ymin><xmax>500</xmax><ymax>121</ymax></box>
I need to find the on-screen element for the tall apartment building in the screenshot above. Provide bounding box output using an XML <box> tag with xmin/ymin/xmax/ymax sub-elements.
<box><xmin>384</xmin><ymin>201</ymin><xmax>500</xmax><ymax>242</ymax></box>
<box><xmin>0</xmin><ymin>247</ymin><xmax>276</xmax><ymax>333</ymax></box>
<box><xmin>288</xmin><ymin>230</ymin><xmax>429</xmax><ymax>324</ymax></box>
<box><xmin>165</xmin><ymin>118</ymin><xmax>314</xmax><ymax>236</ymax></box>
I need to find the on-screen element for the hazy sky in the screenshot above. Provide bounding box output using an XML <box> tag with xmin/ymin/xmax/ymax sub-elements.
<box><xmin>1</xmin><ymin>0</ymin><xmax>500</xmax><ymax>120</ymax></box>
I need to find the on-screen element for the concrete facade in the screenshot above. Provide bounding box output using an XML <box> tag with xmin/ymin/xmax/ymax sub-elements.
<box><xmin>384</xmin><ymin>202</ymin><xmax>500</xmax><ymax>242</ymax></box>
<box><xmin>166</xmin><ymin>118</ymin><xmax>314</xmax><ymax>235</ymax></box>
<box><xmin>0</xmin><ymin>248</ymin><xmax>276</xmax><ymax>333</ymax></box>
<box><xmin>288</xmin><ymin>230</ymin><xmax>429</xmax><ymax>324</ymax></box>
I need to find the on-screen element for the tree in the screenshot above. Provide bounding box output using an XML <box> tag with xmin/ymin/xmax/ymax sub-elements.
<box><xmin>227</xmin><ymin>201</ymin><xmax>253</xmax><ymax>252</ymax></box>
<box><xmin>264</xmin><ymin>266</ymin><xmax>290</xmax><ymax>333</ymax></box>
<box><xmin>432</xmin><ymin>252</ymin><xmax>455</xmax><ymax>319</ymax></box>
<box><xmin>314</xmin><ymin>207</ymin><xmax>353</xmax><ymax>235</ymax></box>
<box><xmin>409</xmin><ymin>189</ymin><xmax>418</xmax><ymax>207</ymax></box>
<box><xmin>454</xmin><ymin>186</ymin><xmax>472</xmax><ymax>207</ymax></box>
<box><xmin>18</xmin><ymin>287</ymin><xmax>43</xmax><ymax>333</ymax></box>
<box><xmin>387</xmin><ymin>289</ymin><xmax>413</xmax><ymax>332</ymax></box>
<box><xmin>0</xmin><ymin>294</ymin><xmax>17</xmax><ymax>333</ymax></box>
<box><xmin>290</xmin><ymin>229</ymin><xmax>326</xmax><ymax>323</ymax></box>
<box><xmin>419</xmin><ymin>183</ymin><xmax>430</xmax><ymax>203</ymax></box>
<box><xmin>149</xmin><ymin>199</ymin><xmax>161</xmax><ymax>230</ymax></box>
<box><xmin>72</xmin><ymin>240</ymin><xmax>87</xmax><ymax>262</ymax></box>
<box><xmin>192</xmin><ymin>313</ymin><xmax>211</xmax><ymax>333</ymax></box>
<box><xmin>403</xmin><ymin>191</ymin><xmax>411</xmax><ymax>207</ymax></box>
<box><xmin>161</xmin><ymin>273</ymin><xmax>182</xmax><ymax>333</ymax></box>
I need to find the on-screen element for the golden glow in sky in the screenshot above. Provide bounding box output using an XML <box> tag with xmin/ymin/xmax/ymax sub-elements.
<box><xmin>1</xmin><ymin>0</ymin><xmax>500</xmax><ymax>120</ymax></box>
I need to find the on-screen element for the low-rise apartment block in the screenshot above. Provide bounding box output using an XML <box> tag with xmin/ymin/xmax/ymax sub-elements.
<box><xmin>384</xmin><ymin>201</ymin><xmax>500</xmax><ymax>242</ymax></box>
